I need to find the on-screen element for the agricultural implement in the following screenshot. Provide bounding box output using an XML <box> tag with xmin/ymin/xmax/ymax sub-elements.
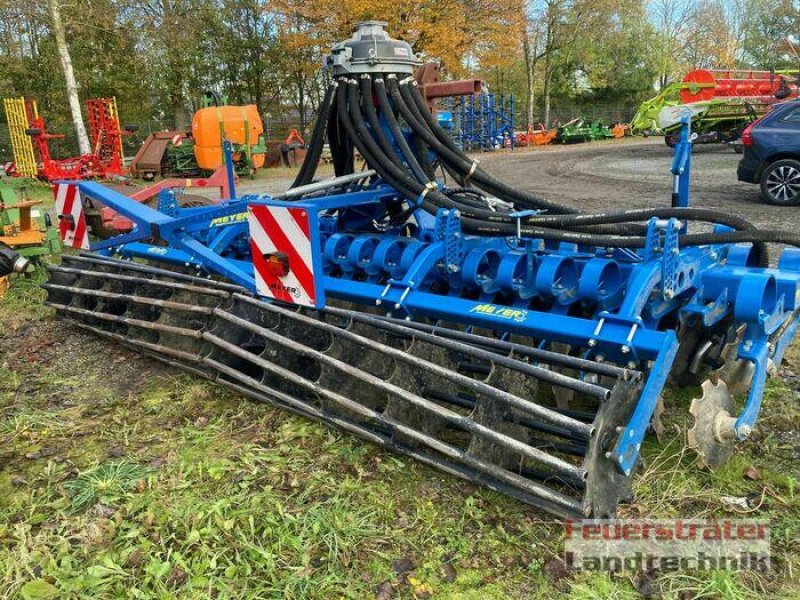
<box><xmin>45</xmin><ymin>23</ymin><xmax>800</xmax><ymax>518</ymax></box>
<box><xmin>2</xmin><ymin>97</ymin><xmax>134</xmax><ymax>181</ymax></box>
<box><xmin>442</xmin><ymin>92</ymin><xmax>515</xmax><ymax>151</ymax></box>
<box><xmin>632</xmin><ymin>68</ymin><xmax>800</xmax><ymax>146</ymax></box>
<box><xmin>516</xmin><ymin>125</ymin><xmax>557</xmax><ymax>147</ymax></box>
<box><xmin>129</xmin><ymin>96</ymin><xmax>267</xmax><ymax>179</ymax></box>
<box><xmin>0</xmin><ymin>183</ymin><xmax>60</xmax><ymax>295</ymax></box>
<box><xmin>556</xmin><ymin>119</ymin><xmax>620</xmax><ymax>144</ymax></box>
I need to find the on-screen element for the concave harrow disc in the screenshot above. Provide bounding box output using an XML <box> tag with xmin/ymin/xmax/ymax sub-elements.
<box><xmin>44</xmin><ymin>254</ymin><xmax>644</xmax><ymax>518</ymax></box>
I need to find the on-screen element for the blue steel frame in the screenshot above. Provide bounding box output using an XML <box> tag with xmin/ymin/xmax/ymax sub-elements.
<box><xmin>61</xmin><ymin>120</ymin><xmax>800</xmax><ymax>477</ymax></box>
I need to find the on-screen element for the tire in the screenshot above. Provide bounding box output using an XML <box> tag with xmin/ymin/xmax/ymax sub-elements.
<box><xmin>760</xmin><ymin>159</ymin><xmax>800</xmax><ymax>206</ymax></box>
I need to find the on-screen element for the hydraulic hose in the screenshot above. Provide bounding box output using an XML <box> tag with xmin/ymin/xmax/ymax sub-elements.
<box><xmin>292</xmin><ymin>82</ymin><xmax>336</xmax><ymax>188</ymax></box>
<box><xmin>343</xmin><ymin>80</ymin><xmax>541</xmax><ymax>224</ymax></box>
<box><xmin>335</xmin><ymin>81</ymin><xmax>426</xmax><ymax>207</ymax></box>
<box><xmin>393</xmin><ymin>77</ymin><xmax>576</xmax><ymax>215</ymax></box>
<box><xmin>364</xmin><ymin>76</ymin><xmax>428</xmax><ymax>183</ymax></box>
<box><xmin>358</xmin><ymin>76</ymin><xmax>414</xmax><ymax>177</ymax></box>
<box><xmin>328</xmin><ymin>85</ymin><xmax>354</xmax><ymax>177</ymax></box>
<box><xmin>334</xmin><ymin>76</ymin><xmax>800</xmax><ymax>252</ymax></box>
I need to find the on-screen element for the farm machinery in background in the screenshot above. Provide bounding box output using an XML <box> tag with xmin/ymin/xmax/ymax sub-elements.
<box><xmin>46</xmin><ymin>22</ymin><xmax>800</xmax><ymax>518</ymax></box>
<box><xmin>632</xmin><ymin>68</ymin><xmax>800</xmax><ymax>147</ymax></box>
<box><xmin>2</xmin><ymin>97</ymin><xmax>134</xmax><ymax>181</ymax></box>
<box><xmin>0</xmin><ymin>182</ymin><xmax>60</xmax><ymax>295</ymax></box>
<box><xmin>440</xmin><ymin>92</ymin><xmax>515</xmax><ymax>151</ymax></box>
<box><xmin>130</xmin><ymin>94</ymin><xmax>267</xmax><ymax>180</ymax></box>
<box><xmin>515</xmin><ymin>124</ymin><xmax>558</xmax><ymax>147</ymax></box>
<box><xmin>556</xmin><ymin>119</ymin><xmax>628</xmax><ymax>144</ymax></box>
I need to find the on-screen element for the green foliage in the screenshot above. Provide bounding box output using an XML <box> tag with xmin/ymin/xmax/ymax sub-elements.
<box><xmin>65</xmin><ymin>461</ymin><xmax>152</xmax><ymax>513</ymax></box>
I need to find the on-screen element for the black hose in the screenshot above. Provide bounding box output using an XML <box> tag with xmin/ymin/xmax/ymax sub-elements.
<box><xmin>335</xmin><ymin>81</ymin><xmax>423</xmax><ymax>205</ymax></box>
<box><xmin>334</xmin><ymin>76</ymin><xmax>800</xmax><ymax>252</ymax></box>
<box><xmin>291</xmin><ymin>83</ymin><xmax>336</xmax><ymax>188</ymax></box>
<box><xmin>365</xmin><ymin>76</ymin><xmax>428</xmax><ymax>183</ymax></box>
<box><xmin>344</xmin><ymin>80</ymin><xmax>530</xmax><ymax>223</ymax></box>
<box><xmin>328</xmin><ymin>87</ymin><xmax>354</xmax><ymax>177</ymax></box>
<box><xmin>358</xmin><ymin>76</ymin><xmax>411</xmax><ymax>175</ymax></box>
<box><xmin>386</xmin><ymin>75</ymin><xmax>575</xmax><ymax>214</ymax></box>
<box><xmin>413</xmin><ymin>133</ymin><xmax>437</xmax><ymax>179</ymax></box>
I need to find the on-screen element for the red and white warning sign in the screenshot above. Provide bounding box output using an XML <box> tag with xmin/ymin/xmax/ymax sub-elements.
<box><xmin>2</xmin><ymin>161</ymin><xmax>15</xmax><ymax>176</ymax></box>
<box><xmin>248</xmin><ymin>204</ymin><xmax>319</xmax><ymax>307</ymax></box>
<box><xmin>54</xmin><ymin>183</ymin><xmax>90</xmax><ymax>249</ymax></box>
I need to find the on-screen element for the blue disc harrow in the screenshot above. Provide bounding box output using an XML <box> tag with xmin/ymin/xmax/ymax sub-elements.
<box><xmin>45</xmin><ymin>23</ymin><xmax>800</xmax><ymax>517</ymax></box>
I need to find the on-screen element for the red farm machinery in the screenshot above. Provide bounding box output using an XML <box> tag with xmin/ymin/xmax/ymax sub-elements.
<box><xmin>2</xmin><ymin>97</ymin><xmax>134</xmax><ymax>181</ymax></box>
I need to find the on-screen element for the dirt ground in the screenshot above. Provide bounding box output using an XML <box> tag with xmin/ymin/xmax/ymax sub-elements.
<box><xmin>2</xmin><ymin>139</ymin><xmax>799</xmax><ymax>599</ymax></box>
<box><xmin>480</xmin><ymin>138</ymin><xmax>772</xmax><ymax>219</ymax></box>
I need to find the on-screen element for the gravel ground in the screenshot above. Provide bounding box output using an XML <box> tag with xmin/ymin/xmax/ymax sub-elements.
<box><xmin>235</xmin><ymin>138</ymin><xmax>793</xmax><ymax>233</ymax></box>
<box><xmin>475</xmin><ymin>138</ymin><xmax>782</xmax><ymax>226</ymax></box>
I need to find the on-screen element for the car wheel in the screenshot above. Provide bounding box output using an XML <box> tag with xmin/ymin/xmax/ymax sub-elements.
<box><xmin>760</xmin><ymin>159</ymin><xmax>800</xmax><ymax>206</ymax></box>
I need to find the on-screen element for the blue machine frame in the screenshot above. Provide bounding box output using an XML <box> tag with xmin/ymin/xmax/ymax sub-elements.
<box><xmin>58</xmin><ymin>119</ymin><xmax>800</xmax><ymax>478</ymax></box>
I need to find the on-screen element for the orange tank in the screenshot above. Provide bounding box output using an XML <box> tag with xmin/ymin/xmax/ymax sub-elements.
<box><xmin>191</xmin><ymin>104</ymin><xmax>264</xmax><ymax>170</ymax></box>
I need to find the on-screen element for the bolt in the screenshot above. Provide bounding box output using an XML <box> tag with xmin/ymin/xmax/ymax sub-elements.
<box><xmin>665</xmin><ymin>289</ymin><xmax>675</xmax><ymax>299</ymax></box>
<box><xmin>737</xmin><ymin>424</ymin><xmax>752</xmax><ymax>438</ymax></box>
<box><xmin>587</xmin><ymin>339</ymin><xmax>597</xmax><ymax>347</ymax></box>
<box><xmin>625</xmin><ymin>468</ymin><xmax>631</xmax><ymax>476</ymax></box>
<box><xmin>621</xmin><ymin>345</ymin><xmax>630</xmax><ymax>354</ymax></box>
<box><xmin>596</xmin><ymin>355</ymin><xmax>604</xmax><ymax>363</ymax></box>
<box><xmin>405</xmin><ymin>316</ymin><xmax>411</xmax><ymax>321</ymax></box>
<box><xmin>604</xmin><ymin>451</ymin><xmax>612</xmax><ymax>459</ymax></box>
<box><xmin>615</xmin><ymin>426</ymin><xmax>624</xmax><ymax>434</ymax></box>
<box><xmin>743</xmin><ymin>340</ymin><xmax>753</xmax><ymax>351</ymax></box>
<box><xmin>636</xmin><ymin>443</ymin><xmax>641</xmax><ymax>451</ymax></box>
<box><xmin>627</xmin><ymin>361</ymin><xmax>638</xmax><ymax>369</ymax></box>
<box><xmin>375</xmin><ymin>299</ymin><xmax>382</xmax><ymax>306</ymax></box>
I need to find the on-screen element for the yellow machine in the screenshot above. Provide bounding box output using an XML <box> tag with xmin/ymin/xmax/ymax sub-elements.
<box><xmin>2</xmin><ymin>97</ymin><xmax>38</xmax><ymax>177</ymax></box>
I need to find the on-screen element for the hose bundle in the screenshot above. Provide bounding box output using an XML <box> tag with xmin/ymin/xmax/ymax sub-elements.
<box><xmin>293</xmin><ymin>71</ymin><xmax>800</xmax><ymax>262</ymax></box>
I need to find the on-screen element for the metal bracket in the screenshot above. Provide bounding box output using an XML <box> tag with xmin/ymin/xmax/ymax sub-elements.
<box><xmin>157</xmin><ymin>189</ymin><xmax>179</xmax><ymax>217</ymax></box>
<box><xmin>509</xmin><ymin>209</ymin><xmax>536</xmax><ymax>240</ymax></box>
<box><xmin>434</xmin><ymin>208</ymin><xmax>464</xmax><ymax>277</ymax></box>
<box><xmin>661</xmin><ymin>218</ymin><xmax>681</xmax><ymax>299</ymax></box>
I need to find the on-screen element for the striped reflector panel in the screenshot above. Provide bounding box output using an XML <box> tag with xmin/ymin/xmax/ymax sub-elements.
<box><xmin>248</xmin><ymin>204</ymin><xmax>318</xmax><ymax>307</ymax></box>
<box><xmin>54</xmin><ymin>183</ymin><xmax>90</xmax><ymax>250</ymax></box>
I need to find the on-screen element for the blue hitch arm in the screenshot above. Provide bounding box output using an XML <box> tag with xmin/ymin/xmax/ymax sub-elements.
<box><xmin>670</xmin><ymin>113</ymin><xmax>692</xmax><ymax>212</ymax></box>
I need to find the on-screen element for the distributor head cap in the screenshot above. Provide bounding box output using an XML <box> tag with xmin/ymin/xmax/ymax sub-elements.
<box><xmin>325</xmin><ymin>21</ymin><xmax>421</xmax><ymax>77</ymax></box>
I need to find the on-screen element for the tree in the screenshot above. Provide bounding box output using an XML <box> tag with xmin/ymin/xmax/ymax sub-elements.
<box><xmin>525</xmin><ymin>0</ymin><xmax>616</xmax><ymax>127</ymax></box>
<box><xmin>649</xmin><ymin>0</ymin><xmax>694</xmax><ymax>88</ymax></box>
<box><xmin>47</xmin><ymin>0</ymin><xmax>89</xmax><ymax>153</ymax></box>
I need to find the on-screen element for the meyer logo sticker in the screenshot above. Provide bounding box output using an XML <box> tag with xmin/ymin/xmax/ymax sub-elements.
<box><xmin>470</xmin><ymin>304</ymin><xmax>529</xmax><ymax>323</ymax></box>
<box><xmin>209</xmin><ymin>212</ymin><xmax>248</xmax><ymax>227</ymax></box>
